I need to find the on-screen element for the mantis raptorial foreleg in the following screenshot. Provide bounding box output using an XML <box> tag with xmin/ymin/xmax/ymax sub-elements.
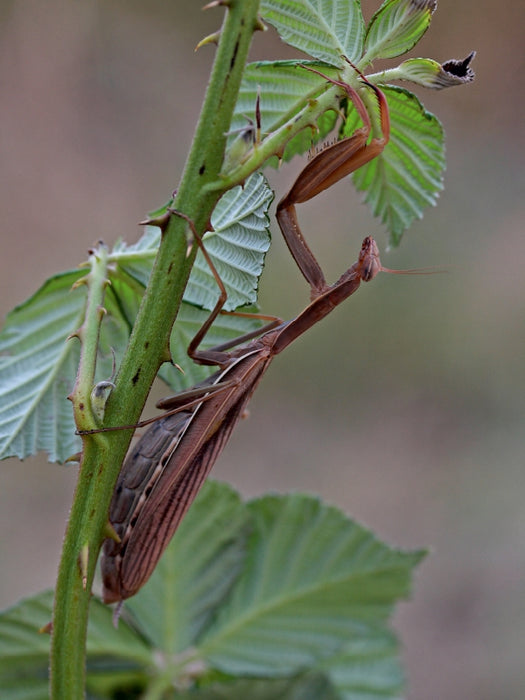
<box><xmin>276</xmin><ymin>66</ymin><xmax>390</xmax><ymax>297</ymax></box>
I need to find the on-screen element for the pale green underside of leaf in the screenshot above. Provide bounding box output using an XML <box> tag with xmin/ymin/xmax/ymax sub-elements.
<box><xmin>260</xmin><ymin>0</ymin><xmax>364</xmax><ymax>65</ymax></box>
<box><xmin>0</xmin><ymin>174</ymin><xmax>273</xmax><ymax>462</ymax></box>
<box><xmin>186</xmin><ymin>172</ymin><xmax>273</xmax><ymax>311</ymax></box>
<box><xmin>0</xmin><ymin>272</ymin><xmax>118</xmax><ymax>463</ymax></box>
<box><xmin>0</xmin><ymin>482</ymin><xmax>424</xmax><ymax>699</ymax></box>
<box><xmin>364</xmin><ymin>0</ymin><xmax>435</xmax><ymax>62</ymax></box>
<box><xmin>343</xmin><ymin>84</ymin><xmax>444</xmax><ymax>246</ymax></box>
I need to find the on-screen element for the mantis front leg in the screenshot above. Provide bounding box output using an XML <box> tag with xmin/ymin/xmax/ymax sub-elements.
<box><xmin>276</xmin><ymin>68</ymin><xmax>390</xmax><ymax>298</ymax></box>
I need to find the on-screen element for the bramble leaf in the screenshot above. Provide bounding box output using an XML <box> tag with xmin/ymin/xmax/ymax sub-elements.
<box><xmin>343</xmin><ymin>85</ymin><xmax>445</xmax><ymax>246</ymax></box>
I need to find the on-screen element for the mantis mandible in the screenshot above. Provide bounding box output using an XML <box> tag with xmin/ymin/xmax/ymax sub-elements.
<box><xmin>95</xmin><ymin>68</ymin><xmax>400</xmax><ymax>604</ymax></box>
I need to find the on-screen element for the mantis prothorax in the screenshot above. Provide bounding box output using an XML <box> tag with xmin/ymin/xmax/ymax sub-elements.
<box><xmin>92</xmin><ymin>69</ymin><xmax>411</xmax><ymax>605</ymax></box>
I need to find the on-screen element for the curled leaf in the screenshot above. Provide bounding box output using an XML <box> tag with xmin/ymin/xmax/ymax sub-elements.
<box><xmin>397</xmin><ymin>51</ymin><xmax>476</xmax><ymax>89</ymax></box>
<box><xmin>364</xmin><ymin>0</ymin><xmax>437</xmax><ymax>62</ymax></box>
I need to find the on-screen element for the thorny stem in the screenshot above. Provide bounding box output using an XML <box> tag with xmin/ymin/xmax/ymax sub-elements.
<box><xmin>69</xmin><ymin>245</ymin><xmax>111</xmax><ymax>431</ymax></box>
<box><xmin>50</xmin><ymin>2</ymin><xmax>261</xmax><ymax>698</ymax></box>
<box><xmin>215</xmin><ymin>83</ymin><xmax>343</xmax><ymax>191</ymax></box>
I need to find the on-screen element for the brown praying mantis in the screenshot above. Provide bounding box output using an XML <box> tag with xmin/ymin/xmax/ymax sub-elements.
<box><xmin>89</xmin><ymin>66</ymin><xmax>419</xmax><ymax>605</ymax></box>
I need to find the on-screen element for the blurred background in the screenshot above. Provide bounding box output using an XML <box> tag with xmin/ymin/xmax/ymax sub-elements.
<box><xmin>0</xmin><ymin>1</ymin><xmax>523</xmax><ymax>698</ymax></box>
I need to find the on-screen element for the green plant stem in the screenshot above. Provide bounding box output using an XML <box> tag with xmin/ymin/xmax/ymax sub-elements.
<box><xmin>50</xmin><ymin>2</ymin><xmax>261</xmax><ymax>698</ymax></box>
<box><xmin>216</xmin><ymin>63</ymin><xmax>383</xmax><ymax>192</ymax></box>
<box><xmin>215</xmin><ymin>84</ymin><xmax>342</xmax><ymax>191</ymax></box>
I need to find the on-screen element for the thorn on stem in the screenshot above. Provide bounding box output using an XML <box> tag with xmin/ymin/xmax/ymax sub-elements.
<box><xmin>195</xmin><ymin>31</ymin><xmax>221</xmax><ymax>51</ymax></box>
<box><xmin>254</xmin><ymin>16</ymin><xmax>267</xmax><ymax>32</ymax></box>
<box><xmin>139</xmin><ymin>211</ymin><xmax>171</xmax><ymax>231</ymax></box>
<box><xmin>66</xmin><ymin>330</ymin><xmax>82</xmax><ymax>342</ymax></box>
<box><xmin>104</xmin><ymin>521</ymin><xmax>121</xmax><ymax>543</ymax></box>
<box><xmin>202</xmin><ymin>0</ymin><xmax>231</xmax><ymax>9</ymax></box>
<box><xmin>71</xmin><ymin>277</ymin><xmax>88</xmax><ymax>290</ymax></box>
<box><xmin>79</xmin><ymin>544</ymin><xmax>89</xmax><ymax>590</ymax></box>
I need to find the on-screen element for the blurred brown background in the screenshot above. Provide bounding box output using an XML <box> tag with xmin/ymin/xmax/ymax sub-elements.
<box><xmin>1</xmin><ymin>1</ymin><xmax>524</xmax><ymax>698</ymax></box>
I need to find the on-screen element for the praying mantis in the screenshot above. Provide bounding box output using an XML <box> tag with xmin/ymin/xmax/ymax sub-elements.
<box><xmin>92</xmin><ymin>67</ymin><xmax>412</xmax><ymax>605</ymax></box>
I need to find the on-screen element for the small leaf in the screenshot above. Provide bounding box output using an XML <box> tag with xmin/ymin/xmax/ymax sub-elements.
<box><xmin>111</xmin><ymin>172</ymin><xmax>273</xmax><ymax>314</ymax></box>
<box><xmin>0</xmin><ymin>266</ymin><xmax>137</xmax><ymax>462</ymax></box>
<box><xmin>343</xmin><ymin>85</ymin><xmax>445</xmax><ymax>246</ymax></box>
<box><xmin>124</xmin><ymin>481</ymin><xmax>250</xmax><ymax>653</ymax></box>
<box><xmin>364</xmin><ymin>0</ymin><xmax>436</xmax><ymax>62</ymax></box>
<box><xmin>396</xmin><ymin>52</ymin><xmax>476</xmax><ymax>89</ymax></box>
<box><xmin>260</xmin><ymin>0</ymin><xmax>365</xmax><ymax>65</ymax></box>
<box><xmin>199</xmin><ymin>492</ymin><xmax>425</xmax><ymax>678</ymax></box>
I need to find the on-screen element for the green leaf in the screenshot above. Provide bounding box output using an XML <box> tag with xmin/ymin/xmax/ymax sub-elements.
<box><xmin>160</xmin><ymin>172</ymin><xmax>274</xmax><ymax>390</ymax></box>
<box><xmin>0</xmin><ymin>174</ymin><xmax>273</xmax><ymax>462</ymax></box>
<box><xmin>86</xmin><ymin>597</ymin><xmax>151</xmax><ymax>664</ymax></box>
<box><xmin>260</xmin><ymin>0</ymin><xmax>365</xmax><ymax>65</ymax></box>
<box><xmin>364</xmin><ymin>0</ymin><xmax>436</xmax><ymax>62</ymax></box>
<box><xmin>124</xmin><ymin>481</ymin><xmax>250</xmax><ymax>653</ymax></box>
<box><xmin>231</xmin><ymin>61</ymin><xmax>340</xmax><ymax>166</ymax></box>
<box><xmin>199</xmin><ymin>492</ymin><xmax>425</xmax><ymax>679</ymax></box>
<box><xmin>0</xmin><ymin>590</ymin><xmax>150</xmax><ymax>700</ymax></box>
<box><xmin>0</xmin><ymin>678</ymin><xmax>50</xmax><ymax>700</ymax></box>
<box><xmin>343</xmin><ymin>84</ymin><xmax>445</xmax><ymax>246</ymax></box>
